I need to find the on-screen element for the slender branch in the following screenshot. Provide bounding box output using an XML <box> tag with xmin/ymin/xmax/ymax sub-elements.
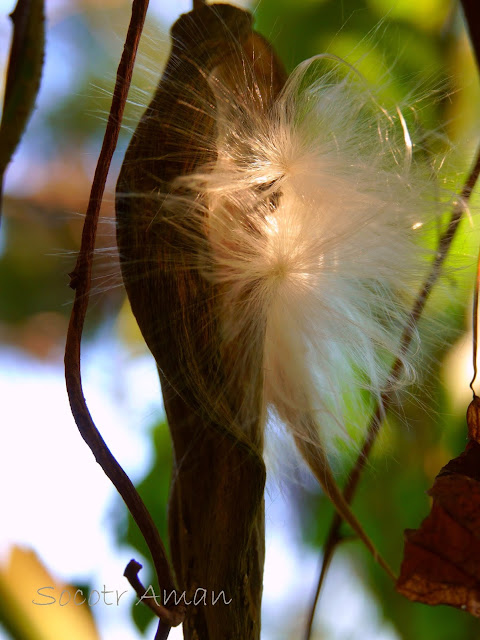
<box><xmin>64</xmin><ymin>0</ymin><xmax>183</xmax><ymax>635</ymax></box>
<box><xmin>469</xmin><ymin>247</ymin><xmax>480</xmax><ymax>395</ymax></box>
<box><xmin>304</xmin><ymin>146</ymin><xmax>480</xmax><ymax>640</ymax></box>
<box><xmin>460</xmin><ymin>0</ymin><xmax>480</xmax><ymax>71</ymax></box>
<box><xmin>124</xmin><ymin>560</ymin><xmax>186</xmax><ymax>635</ymax></box>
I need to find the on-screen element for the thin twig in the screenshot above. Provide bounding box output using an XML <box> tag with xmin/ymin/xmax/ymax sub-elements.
<box><xmin>64</xmin><ymin>0</ymin><xmax>183</xmax><ymax>635</ymax></box>
<box><xmin>124</xmin><ymin>560</ymin><xmax>185</xmax><ymax>636</ymax></box>
<box><xmin>470</xmin><ymin>248</ymin><xmax>480</xmax><ymax>395</ymax></box>
<box><xmin>304</xmin><ymin>146</ymin><xmax>480</xmax><ymax>640</ymax></box>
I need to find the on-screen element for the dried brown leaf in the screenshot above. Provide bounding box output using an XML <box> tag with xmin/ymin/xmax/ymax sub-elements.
<box><xmin>397</xmin><ymin>402</ymin><xmax>480</xmax><ymax>617</ymax></box>
<box><xmin>466</xmin><ymin>395</ymin><xmax>480</xmax><ymax>443</ymax></box>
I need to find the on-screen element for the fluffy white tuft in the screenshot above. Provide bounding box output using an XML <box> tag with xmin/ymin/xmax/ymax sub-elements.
<box><xmin>171</xmin><ymin>55</ymin><xmax>443</xmax><ymax>454</ymax></box>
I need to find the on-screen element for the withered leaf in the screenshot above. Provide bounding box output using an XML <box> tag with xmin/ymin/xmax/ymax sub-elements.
<box><xmin>396</xmin><ymin>420</ymin><xmax>480</xmax><ymax>617</ymax></box>
<box><xmin>466</xmin><ymin>394</ymin><xmax>480</xmax><ymax>443</ymax></box>
<box><xmin>0</xmin><ymin>0</ymin><xmax>45</xmax><ymax>213</ymax></box>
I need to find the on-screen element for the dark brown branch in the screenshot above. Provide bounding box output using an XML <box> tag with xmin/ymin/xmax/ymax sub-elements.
<box><xmin>64</xmin><ymin>0</ymin><xmax>183</xmax><ymax>636</ymax></box>
<box><xmin>304</xmin><ymin>146</ymin><xmax>480</xmax><ymax>640</ymax></box>
<box><xmin>461</xmin><ymin>0</ymin><xmax>480</xmax><ymax>71</ymax></box>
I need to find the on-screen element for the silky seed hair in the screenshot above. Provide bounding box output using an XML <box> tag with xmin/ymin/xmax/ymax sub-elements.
<box><xmin>163</xmin><ymin>62</ymin><xmax>444</xmax><ymax>451</ymax></box>
<box><xmin>116</xmin><ymin>3</ymin><xmax>451</xmax><ymax>465</ymax></box>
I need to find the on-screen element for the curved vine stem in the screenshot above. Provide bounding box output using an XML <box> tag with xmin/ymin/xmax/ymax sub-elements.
<box><xmin>304</xmin><ymin>145</ymin><xmax>480</xmax><ymax>640</ymax></box>
<box><xmin>469</xmin><ymin>245</ymin><xmax>480</xmax><ymax>396</ymax></box>
<box><xmin>64</xmin><ymin>0</ymin><xmax>184</xmax><ymax>637</ymax></box>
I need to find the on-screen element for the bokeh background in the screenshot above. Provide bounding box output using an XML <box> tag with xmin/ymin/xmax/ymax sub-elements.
<box><xmin>0</xmin><ymin>0</ymin><xmax>479</xmax><ymax>638</ymax></box>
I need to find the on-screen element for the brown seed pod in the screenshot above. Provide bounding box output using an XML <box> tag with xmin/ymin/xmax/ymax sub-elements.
<box><xmin>116</xmin><ymin>4</ymin><xmax>287</xmax><ymax>637</ymax></box>
<box><xmin>116</xmin><ymin>3</ymin><xmax>286</xmax><ymax>446</ymax></box>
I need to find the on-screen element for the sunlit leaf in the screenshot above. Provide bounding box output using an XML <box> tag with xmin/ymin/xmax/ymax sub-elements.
<box><xmin>0</xmin><ymin>546</ymin><xmax>100</xmax><ymax>640</ymax></box>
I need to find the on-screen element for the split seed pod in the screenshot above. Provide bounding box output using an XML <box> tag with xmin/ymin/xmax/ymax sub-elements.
<box><xmin>117</xmin><ymin>1</ymin><xmax>439</xmax><ymax>631</ymax></box>
<box><xmin>117</xmin><ymin>4</ymin><xmax>286</xmax><ymax>636</ymax></box>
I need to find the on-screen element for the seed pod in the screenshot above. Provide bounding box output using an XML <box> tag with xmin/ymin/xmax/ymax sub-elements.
<box><xmin>116</xmin><ymin>4</ymin><xmax>287</xmax><ymax>637</ymax></box>
<box><xmin>117</xmin><ymin>4</ymin><xmax>286</xmax><ymax>444</ymax></box>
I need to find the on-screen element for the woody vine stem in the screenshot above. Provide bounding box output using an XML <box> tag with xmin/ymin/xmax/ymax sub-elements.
<box><xmin>469</xmin><ymin>241</ymin><xmax>480</xmax><ymax>396</ymax></box>
<box><xmin>64</xmin><ymin>0</ymin><xmax>184</xmax><ymax>638</ymax></box>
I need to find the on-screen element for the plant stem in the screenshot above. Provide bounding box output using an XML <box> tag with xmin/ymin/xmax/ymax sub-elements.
<box><xmin>64</xmin><ymin>0</ymin><xmax>183</xmax><ymax>635</ymax></box>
